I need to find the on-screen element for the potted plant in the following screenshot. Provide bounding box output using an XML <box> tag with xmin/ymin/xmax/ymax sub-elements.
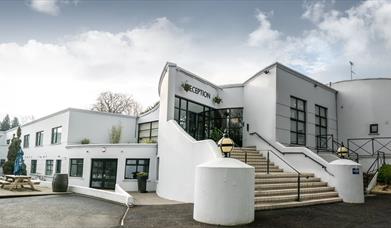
<box><xmin>181</xmin><ymin>81</ymin><xmax>192</xmax><ymax>92</ymax></box>
<box><xmin>136</xmin><ymin>172</ymin><xmax>148</xmax><ymax>193</ymax></box>
<box><xmin>213</xmin><ymin>96</ymin><xmax>222</xmax><ymax>104</ymax></box>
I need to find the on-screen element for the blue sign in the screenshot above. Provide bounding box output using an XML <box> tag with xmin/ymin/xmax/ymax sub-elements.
<box><xmin>352</xmin><ymin>168</ymin><xmax>360</xmax><ymax>175</ymax></box>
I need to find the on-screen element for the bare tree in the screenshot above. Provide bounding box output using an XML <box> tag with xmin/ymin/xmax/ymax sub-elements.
<box><xmin>92</xmin><ymin>91</ymin><xmax>142</xmax><ymax>116</ymax></box>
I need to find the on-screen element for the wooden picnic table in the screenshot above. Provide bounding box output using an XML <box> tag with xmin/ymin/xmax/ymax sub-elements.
<box><xmin>4</xmin><ymin>175</ymin><xmax>36</xmax><ymax>191</ymax></box>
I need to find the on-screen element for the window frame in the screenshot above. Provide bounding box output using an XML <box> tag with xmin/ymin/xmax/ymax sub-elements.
<box><xmin>124</xmin><ymin>158</ymin><xmax>150</xmax><ymax>179</ymax></box>
<box><xmin>23</xmin><ymin>134</ymin><xmax>30</xmax><ymax>148</ymax></box>
<box><xmin>69</xmin><ymin>158</ymin><xmax>84</xmax><ymax>177</ymax></box>
<box><xmin>45</xmin><ymin>160</ymin><xmax>54</xmax><ymax>176</ymax></box>
<box><xmin>370</xmin><ymin>124</ymin><xmax>379</xmax><ymax>134</ymax></box>
<box><xmin>51</xmin><ymin>126</ymin><xmax>62</xmax><ymax>144</ymax></box>
<box><xmin>35</xmin><ymin>131</ymin><xmax>44</xmax><ymax>147</ymax></box>
<box><xmin>290</xmin><ymin>96</ymin><xmax>307</xmax><ymax>146</ymax></box>
<box><xmin>315</xmin><ymin>105</ymin><xmax>328</xmax><ymax>148</ymax></box>
<box><xmin>138</xmin><ymin>121</ymin><xmax>158</xmax><ymax>143</ymax></box>
<box><xmin>31</xmin><ymin>160</ymin><xmax>37</xmax><ymax>174</ymax></box>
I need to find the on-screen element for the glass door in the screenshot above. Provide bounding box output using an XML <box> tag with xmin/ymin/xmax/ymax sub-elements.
<box><xmin>90</xmin><ymin>159</ymin><xmax>118</xmax><ymax>190</ymax></box>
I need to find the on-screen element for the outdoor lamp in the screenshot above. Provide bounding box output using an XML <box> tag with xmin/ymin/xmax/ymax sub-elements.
<box><xmin>337</xmin><ymin>142</ymin><xmax>349</xmax><ymax>158</ymax></box>
<box><xmin>217</xmin><ymin>134</ymin><xmax>234</xmax><ymax>157</ymax></box>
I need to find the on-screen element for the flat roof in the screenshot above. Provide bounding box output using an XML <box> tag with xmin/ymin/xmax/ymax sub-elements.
<box><xmin>332</xmin><ymin>77</ymin><xmax>391</xmax><ymax>85</ymax></box>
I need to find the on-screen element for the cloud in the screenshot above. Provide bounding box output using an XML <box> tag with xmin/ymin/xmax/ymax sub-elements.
<box><xmin>248</xmin><ymin>11</ymin><xmax>281</xmax><ymax>47</ymax></box>
<box><xmin>29</xmin><ymin>0</ymin><xmax>60</xmax><ymax>16</ymax></box>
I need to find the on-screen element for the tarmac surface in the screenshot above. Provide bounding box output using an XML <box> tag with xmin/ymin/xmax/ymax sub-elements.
<box><xmin>2</xmin><ymin>193</ymin><xmax>391</xmax><ymax>227</ymax></box>
<box><xmin>124</xmin><ymin>194</ymin><xmax>391</xmax><ymax>228</ymax></box>
<box><xmin>0</xmin><ymin>194</ymin><xmax>126</xmax><ymax>228</ymax></box>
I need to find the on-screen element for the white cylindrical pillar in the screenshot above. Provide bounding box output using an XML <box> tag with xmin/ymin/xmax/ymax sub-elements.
<box><xmin>193</xmin><ymin>158</ymin><xmax>254</xmax><ymax>226</ymax></box>
<box><xmin>328</xmin><ymin>159</ymin><xmax>364</xmax><ymax>203</ymax></box>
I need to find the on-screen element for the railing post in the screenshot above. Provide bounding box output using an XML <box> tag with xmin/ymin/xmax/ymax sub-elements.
<box><xmin>331</xmin><ymin>135</ymin><xmax>335</xmax><ymax>152</ymax></box>
<box><xmin>297</xmin><ymin>175</ymin><xmax>301</xmax><ymax>201</ymax></box>
<box><xmin>267</xmin><ymin>151</ymin><xmax>270</xmax><ymax>174</ymax></box>
<box><xmin>372</xmin><ymin>138</ymin><xmax>375</xmax><ymax>156</ymax></box>
<box><xmin>383</xmin><ymin>153</ymin><xmax>386</xmax><ymax>166</ymax></box>
<box><xmin>245</xmin><ymin>150</ymin><xmax>247</xmax><ymax>164</ymax></box>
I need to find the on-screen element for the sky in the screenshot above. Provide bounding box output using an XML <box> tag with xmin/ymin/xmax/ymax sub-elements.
<box><xmin>1</xmin><ymin>0</ymin><xmax>391</xmax><ymax>122</ymax></box>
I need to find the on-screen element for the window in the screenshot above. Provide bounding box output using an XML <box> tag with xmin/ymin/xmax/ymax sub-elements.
<box><xmin>138</xmin><ymin>121</ymin><xmax>158</xmax><ymax>143</ymax></box>
<box><xmin>35</xmin><ymin>131</ymin><xmax>44</xmax><ymax>146</ymax></box>
<box><xmin>6</xmin><ymin>139</ymin><xmax>10</xmax><ymax>145</ymax></box>
<box><xmin>370</xmin><ymin>124</ymin><xmax>379</xmax><ymax>134</ymax></box>
<box><xmin>69</xmin><ymin>159</ymin><xmax>83</xmax><ymax>177</ymax></box>
<box><xmin>290</xmin><ymin>96</ymin><xmax>306</xmax><ymax>145</ymax></box>
<box><xmin>51</xmin><ymin>126</ymin><xmax>62</xmax><ymax>144</ymax></box>
<box><xmin>31</xmin><ymin>160</ymin><xmax>37</xmax><ymax>174</ymax></box>
<box><xmin>23</xmin><ymin>134</ymin><xmax>30</xmax><ymax>148</ymax></box>
<box><xmin>315</xmin><ymin>105</ymin><xmax>328</xmax><ymax>149</ymax></box>
<box><xmin>45</xmin><ymin>160</ymin><xmax>53</xmax><ymax>176</ymax></box>
<box><xmin>124</xmin><ymin>159</ymin><xmax>150</xmax><ymax>179</ymax></box>
<box><xmin>55</xmin><ymin>160</ymin><xmax>62</xmax><ymax>174</ymax></box>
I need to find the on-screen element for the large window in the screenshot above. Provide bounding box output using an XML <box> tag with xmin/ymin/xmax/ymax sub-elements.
<box><xmin>315</xmin><ymin>105</ymin><xmax>328</xmax><ymax>148</ymax></box>
<box><xmin>138</xmin><ymin>121</ymin><xmax>158</xmax><ymax>143</ymax></box>
<box><xmin>45</xmin><ymin>160</ymin><xmax>53</xmax><ymax>176</ymax></box>
<box><xmin>31</xmin><ymin>160</ymin><xmax>37</xmax><ymax>174</ymax></box>
<box><xmin>35</xmin><ymin>131</ymin><xmax>44</xmax><ymax>146</ymax></box>
<box><xmin>290</xmin><ymin>96</ymin><xmax>306</xmax><ymax>145</ymax></box>
<box><xmin>69</xmin><ymin>159</ymin><xmax>83</xmax><ymax>177</ymax></box>
<box><xmin>174</xmin><ymin>96</ymin><xmax>243</xmax><ymax>146</ymax></box>
<box><xmin>23</xmin><ymin>134</ymin><xmax>30</xmax><ymax>148</ymax></box>
<box><xmin>55</xmin><ymin>159</ymin><xmax>62</xmax><ymax>174</ymax></box>
<box><xmin>51</xmin><ymin>126</ymin><xmax>62</xmax><ymax>144</ymax></box>
<box><xmin>124</xmin><ymin>159</ymin><xmax>150</xmax><ymax>179</ymax></box>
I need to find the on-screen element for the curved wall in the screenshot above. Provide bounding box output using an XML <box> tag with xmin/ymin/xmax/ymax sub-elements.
<box><xmin>332</xmin><ymin>79</ymin><xmax>391</xmax><ymax>143</ymax></box>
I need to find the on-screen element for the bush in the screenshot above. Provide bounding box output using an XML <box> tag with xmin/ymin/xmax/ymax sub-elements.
<box><xmin>110</xmin><ymin>125</ymin><xmax>122</xmax><ymax>144</ymax></box>
<box><xmin>81</xmin><ymin>138</ymin><xmax>90</xmax><ymax>144</ymax></box>
<box><xmin>2</xmin><ymin>161</ymin><xmax>13</xmax><ymax>175</ymax></box>
<box><xmin>378</xmin><ymin>164</ymin><xmax>391</xmax><ymax>185</ymax></box>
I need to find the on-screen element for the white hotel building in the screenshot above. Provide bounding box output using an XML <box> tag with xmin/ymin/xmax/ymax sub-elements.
<box><xmin>0</xmin><ymin>62</ymin><xmax>390</xmax><ymax>209</ymax></box>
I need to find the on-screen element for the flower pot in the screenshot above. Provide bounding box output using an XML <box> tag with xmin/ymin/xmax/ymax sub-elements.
<box><xmin>137</xmin><ymin>175</ymin><xmax>148</xmax><ymax>193</ymax></box>
<box><xmin>52</xmin><ymin>174</ymin><xmax>68</xmax><ymax>192</ymax></box>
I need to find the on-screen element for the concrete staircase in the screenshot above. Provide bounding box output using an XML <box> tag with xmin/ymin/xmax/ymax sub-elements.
<box><xmin>231</xmin><ymin>147</ymin><xmax>342</xmax><ymax>210</ymax></box>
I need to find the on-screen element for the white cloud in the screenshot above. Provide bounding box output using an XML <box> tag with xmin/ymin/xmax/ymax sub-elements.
<box><xmin>248</xmin><ymin>11</ymin><xmax>281</xmax><ymax>47</ymax></box>
<box><xmin>29</xmin><ymin>0</ymin><xmax>60</xmax><ymax>16</ymax></box>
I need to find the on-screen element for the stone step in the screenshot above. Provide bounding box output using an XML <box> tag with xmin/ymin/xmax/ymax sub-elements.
<box><xmin>255</xmin><ymin>172</ymin><xmax>314</xmax><ymax>179</ymax></box>
<box><xmin>255</xmin><ymin>191</ymin><xmax>339</xmax><ymax>203</ymax></box>
<box><xmin>254</xmin><ymin>169</ymin><xmax>284</xmax><ymax>173</ymax></box>
<box><xmin>255</xmin><ymin>197</ymin><xmax>342</xmax><ymax>210</ymax></box>
<box><xmin>255</xmin><ymin>186</ymin><xmax>336</xmax><ymax>197</ymax></box>
<box><xmin>244</xmin><ymin>161</ymin><xmax>274</xmax><ymax>166</ymax></box>
<box><xmin>255</xmin><ymin>177</ymin><xmax>321</xmax><ymax>184</ymax></box>
<box><xmin>231</xmin><ymin>155</ymin><xmax>265</xmax><ymax>160</ymax></box>
<box><xmin>230</xmin><ymin>152</ymin><xmax>261</xmax><ymax>157</ymax></box>
<box><xmin>255</xmin><ymin>181</ymin><xmax>327</xmax><ymax>190</ymax></box>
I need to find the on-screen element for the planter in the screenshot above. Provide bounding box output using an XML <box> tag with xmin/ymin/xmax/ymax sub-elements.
<box><xmin>52</xmin><ymin>174</ymin><xmax>68</xmax><ymax>192</ymax></box>
<box><xmin>137</xmin><ymin>176</ymin><xmax>148</xmax><ymax>193</ymax></box>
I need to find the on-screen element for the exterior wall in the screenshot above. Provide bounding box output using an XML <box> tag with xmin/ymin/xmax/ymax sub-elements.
<box><xmin>66</xmin><ymin>144</ymin><xmax>157</xmax><ymax>191</ymax></box>
<box><xmin>67</xmin><ymin>109</ymin><xmax>137</xmax><ymax>144</ymax></box>
<box><xmin>242</xmin><ymin>65</ymin><xmax>277</xmax><ymax>146</ymax></box>
<box><xmin>275</xmin><ymin>65</ymin><xmax>338</xmax><ymax>149</ymax></box>
<box><xmin>0</xmin><ymin>131</ymin><xmax>7</xmax><ymax>166</ymax></box>
<box><xmin>331</xmin><ymin>79</ymin><xmax>391</xmax><ymax>142</ymax></box>
<box><xmin>138</xmin><ymin>104</ymin><xmax>160</xmax><ymax>124</ymax></box>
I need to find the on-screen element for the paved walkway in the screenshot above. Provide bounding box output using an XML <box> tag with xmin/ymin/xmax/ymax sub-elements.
<box><xmin>0</xmin><ymin>194</ymin><xmax>126</xmax><ymax>228</ymax></box>
<box><xmin>128</xmin><ymin>191</ymin><xmax>182</xmax><ymax>205</ymax></box>
<box><xmin>0</xmin><ymin>185</ymin><xmax>71</xmax><ymax>198</ymax></box>
<box><xmin>124</xmin><ymin>194</ymin><xmax>391</xmax><ymax>228</ymax></box>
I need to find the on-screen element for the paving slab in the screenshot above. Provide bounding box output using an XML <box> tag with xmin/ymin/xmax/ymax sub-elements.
<box><xmin>128</xmin><ymin>191</ymin><xmax>182</xmax><ymax>205</ymax></box>
<box><xmin>0</xmin><ymin>194</ymin><xmax>126</xmax><ymax>228</ymax></box>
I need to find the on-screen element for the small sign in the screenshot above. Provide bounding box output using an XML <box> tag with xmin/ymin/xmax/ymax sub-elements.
<box><xmin>352</xmin><ymin>168</ymin><xmax>360</xmax><ymax>175</ymax></box>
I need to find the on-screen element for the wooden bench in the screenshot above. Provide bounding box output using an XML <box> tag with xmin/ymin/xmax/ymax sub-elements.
<box><xmin>0</xmin><ymin>180</ymin><xmax>11</xmax><ymax>188</ymax></box>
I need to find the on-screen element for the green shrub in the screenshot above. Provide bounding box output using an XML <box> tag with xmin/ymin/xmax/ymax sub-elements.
<box><xmin>2</xmin><ymin>160</ymin><xmax>13</xmax><ymax>175</ymax></box>
<box><xmin>378</xmin><ymin>164</ymin><xmax>391</xmax><ymax>185</ymax></box>
<box><xmin>81</xmin><ymin>138</ymin><xmax>90</xmax><ymax>144</ymax></box>
<box><xmin>136</xmin><ymin>172</ymin><xmax>148</xmax><ymax>177</ymax></box>
<box><xmin>109</xmin><ymin>125</ymin><xmax>122</xmax><ymax>144</ymax></box>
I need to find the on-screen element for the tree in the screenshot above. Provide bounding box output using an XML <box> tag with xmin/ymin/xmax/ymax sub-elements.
<box><xmin>11</xmin><ymin>117</ymin><xmax>20</xmax><ymax>128</ymax></box>
<box><xmin>91</xmin><ymin>91</ymin><xmax>142</xmax><ymax>116</ymax></box>
<box><xmin>3</xmin><ymin>127</ymin><xmax>24</xmax><ymax>174</ymax></box>
<box><xmin>140</xmin><ymin>101</ymin><xmax>159</xmax><ymax>115</ymax></box>
<box><xmin>0</xmin><ymin>114</ymin><xmax>11</xmax><ymax>131</ymax></box>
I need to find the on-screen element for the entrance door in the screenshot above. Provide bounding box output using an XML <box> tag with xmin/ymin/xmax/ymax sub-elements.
<box><xmin>90</xmin><ymin>159</ymin><xmax>118</xmax><ymax>190</ymax></box>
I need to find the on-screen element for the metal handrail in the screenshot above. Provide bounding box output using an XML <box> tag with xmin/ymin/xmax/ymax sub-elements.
<box><xmin>347</xmin><ymin>137</ymin><xmax>391</xmax><ymax>156</ymax></box>
<box><xmin>316</xmin><ymin>135</ymin><xmax>360</xmax><ymax>162</ymax></box>
<box><xmin>249</xmin><ymin>132</ymin><xmax>332</xmax><ymax>174</ymax></box>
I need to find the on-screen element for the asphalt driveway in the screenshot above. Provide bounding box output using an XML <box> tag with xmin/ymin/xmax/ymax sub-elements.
<box><xmin>124</xmin><ymin>194</ymin><xmax>391</xmax><ymax>228</ymax></box>
<box><xmin>0</xmin><ymin>194</ymin><xmax>126</xmax><ymax>228</ymax></box>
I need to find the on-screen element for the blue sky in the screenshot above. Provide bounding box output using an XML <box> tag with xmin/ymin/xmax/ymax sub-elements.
<box><xmin>1</xmin><ymin>0</ymin><xmax>390</xmax><ymax>121</ymax></box>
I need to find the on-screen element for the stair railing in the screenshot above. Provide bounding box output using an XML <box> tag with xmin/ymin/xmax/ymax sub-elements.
<box><xmin>249</xmin><ymin>132</ymin><xmax>334</xmax><ymax>176</ymax></box>
<box><xmin>259</xmin><ymin>149</ymin><xmax>302</xmax><ymax>202</ymax></box>
<box><xmin>365</xmin><ymin>151</ymin><xmax>387</xmax><ymax>190</ymax></box>
<box><xmin>315</xmin><ymin>135</ymin><xmax>360</xmax><ymax>162</ymax></box>
<box><xmin>347</xmin><ymin>137</ymin><xmax>391</xmax><ymax>156</ymax></box>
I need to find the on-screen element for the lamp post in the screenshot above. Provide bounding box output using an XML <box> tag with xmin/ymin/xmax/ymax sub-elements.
<box><xmin>337</xmin><ymin>142</ymin><xmax>348</xmax><ymax>159</ymax></box>
<box><xmin>218</xmin><ymin>133</ymin><xmax>234</xmax><ymax>157</ymax></box>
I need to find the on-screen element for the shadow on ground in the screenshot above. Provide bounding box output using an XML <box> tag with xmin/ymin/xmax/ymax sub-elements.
<box><xmin>124</xmin><ymin>194</ymin><xmax>391</xmax><ymax>228</ymax></box>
